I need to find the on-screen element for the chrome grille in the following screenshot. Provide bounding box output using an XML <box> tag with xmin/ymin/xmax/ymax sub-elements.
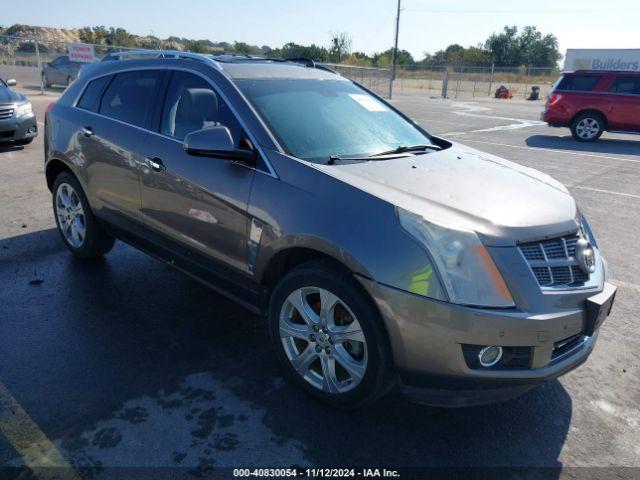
<box><xmin>519</xmin><ymin>233</ymin><xmax>590</xmax><ymax>288</ymax></box>
<box><xmin>0</xmin><ymin>107</ymin><xmax>14</xmax><ymax>120</ymax></box>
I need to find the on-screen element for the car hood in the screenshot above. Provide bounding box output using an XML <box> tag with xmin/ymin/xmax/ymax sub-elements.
<box><xmin>0</xmin><ymin>87</ymin><xmax>26</xmax><ymax>104</ymax></box>
<box><xmin>312</xmin><ymin>143</ymin><xmax>579</xmax><ymax>246</ymax></box>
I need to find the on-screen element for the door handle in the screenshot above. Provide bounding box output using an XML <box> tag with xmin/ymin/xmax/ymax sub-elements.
<box><xmin>81</xmin><ymin>126</ymin><xmax>93</xmax><ymax>137</ymax></box>
<box><xmin>145</xmin><ymin>156</ymin><xmax>166</xmax><ymax>172</ymax></box>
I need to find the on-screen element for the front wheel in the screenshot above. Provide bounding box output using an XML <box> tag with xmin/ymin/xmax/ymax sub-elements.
<box><xmin>52</xmin><ymin>171</ymin><xmax>115</xmax><ymax>258</ymax></box>
<box><xmin>571</xmin><ymin>113</ymin><xmax>604</xmax><ymax>142</ymax></box>
<box><xmin>268</xmin><ymin>260</ymin><xmax>395</xmax><ymax>409</ymax></box>
<box><xmin>42</xmin><ymin>74</ymin><xmax>51</xmax><ymax>88</ymax></box>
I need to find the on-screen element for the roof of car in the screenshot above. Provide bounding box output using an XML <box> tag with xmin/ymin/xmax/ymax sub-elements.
<box><xmin>98</xmin><ymin>50</ymin><xmax>344</xmax><ymax>81</ymax></box>
<box><xmin>218</xmin><ymin>61</ymin><xmax>344</xmax><ymax>81</ymax></box>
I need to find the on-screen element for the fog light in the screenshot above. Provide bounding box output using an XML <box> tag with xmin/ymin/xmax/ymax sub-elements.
<box><xmin>478</xmin><ymin>345</ymin><xmax>503</xmax><ymax>367</ymax></box>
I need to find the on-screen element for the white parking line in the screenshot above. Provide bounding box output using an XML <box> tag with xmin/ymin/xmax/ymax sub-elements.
<box><xmin>569</xmin><ymin>185</ymin><xmax>640</xmax><ymax>200</ymax></box>
<box><xmin>454</xmin><ymin>138</ymin><xmax>640</xmax><ymax>164</ymax></box>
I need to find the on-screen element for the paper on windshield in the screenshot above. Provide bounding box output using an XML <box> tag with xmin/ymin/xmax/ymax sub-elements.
<box><xmin>348</xmin><ymin>94</ymin><xmax>388</xmax><ymax>112</ymax></box>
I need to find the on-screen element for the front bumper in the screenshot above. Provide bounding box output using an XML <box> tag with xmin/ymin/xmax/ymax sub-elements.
<box><xmin>0</xmin><ymin>112</ymin><xmax>38</xmax><ymax>142</ymax></box>
<box><xmin>358</xmin><ymin>277</ymin><xmax>614</xmax><ymax>407</ymax></box>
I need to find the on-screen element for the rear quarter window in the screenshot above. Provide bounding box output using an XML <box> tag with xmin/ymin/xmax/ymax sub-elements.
<box><xmin>556</xmin><ymin>75</ymin><xmax>601</xmax><ymax>92</ymax></box>
<box><xmin>77</xmin><ymin>76</ymin><xmax>111</xmax><ymax>112</ymax></box>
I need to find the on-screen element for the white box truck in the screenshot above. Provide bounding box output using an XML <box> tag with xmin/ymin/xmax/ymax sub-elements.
<box><xmin>564</xmin><ymin>49</ymin><xmax>640</xmax><ymax>72</ymax></box>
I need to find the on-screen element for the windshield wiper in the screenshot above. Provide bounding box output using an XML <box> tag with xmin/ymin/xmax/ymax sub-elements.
<box><xmin>327</xmin><ymin>155</ymin><xmax>371</xmax><ymax>165</ymax></box>
<box><xmin>368</xmin><ymin>144</ymin><xmax>441</xmax><ymax>157</ymax></box>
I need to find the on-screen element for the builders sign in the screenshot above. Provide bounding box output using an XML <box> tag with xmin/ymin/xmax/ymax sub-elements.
<box><xmin>564</xmin><ymin>49</ymin><xmax>640</xmax><ymax>72</ymax></box>
<box><xmin>68</xmin><ymin>42</ymin><xmax>95</xmax><ymax>63</ymax></box>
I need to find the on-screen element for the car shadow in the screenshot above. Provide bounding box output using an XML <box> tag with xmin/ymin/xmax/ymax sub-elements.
<box><xmin>0</xmin><ymin>229</ymin><xmax>571</xmax><ymax>476</ymax></box>
<box><xmin>526</xmin><ymin>134</ymin><xmax>640</xmax><ymax>156</ymax></box>
<box><xmin>0</xmin><ymin>144</ymin><xmax>24</xmax><ymax>153</ymax></box>
<box><xmin>19</xmin><ymin>84</ymin><xmax>67</xmax><ymax>93</ymax></box>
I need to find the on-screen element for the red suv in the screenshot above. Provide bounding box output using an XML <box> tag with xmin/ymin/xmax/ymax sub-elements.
<box><xmin>543</xmin><ymin>70</ymin><xmax>640</xmax><ymax>142</ymax></box>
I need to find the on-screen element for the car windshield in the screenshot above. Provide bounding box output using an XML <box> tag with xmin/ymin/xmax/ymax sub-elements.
<box><xmin>235</xmin><ymin>78</ymin><xmax>434</xmax><ymax>163</ymax></box>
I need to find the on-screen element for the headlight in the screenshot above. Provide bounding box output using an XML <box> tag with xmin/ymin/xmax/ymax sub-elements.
<box><xmin>397</xmin><ymin>207</ymin><xmax>515</xmax><ymax>308</ymax></box>
<box><xmin>16</xmin><ymin>102</ymin><xmax>33</xmax><ymax>117</ymax></box>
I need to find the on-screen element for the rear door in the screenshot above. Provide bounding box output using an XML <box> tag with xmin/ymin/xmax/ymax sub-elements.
<box><xmin>605</xmin><ymin>75</ymin><xmax>640</xmax><ymax>131</ymax></box>
<box><xmin>140</xmin><ymin>70</ymin><xmax>256</xmax><ymax>276</ymax></box>
<box><xmin>78</xmin><ymin>69</ymin><xmax>165</xmax><ymax>229</ymax></box>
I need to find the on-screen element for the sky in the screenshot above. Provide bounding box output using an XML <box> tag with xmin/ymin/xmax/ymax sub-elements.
<box><xmin>3</xmin><ymin>0</ymin><xmax>639</xmax><ymax>61</ymax></box>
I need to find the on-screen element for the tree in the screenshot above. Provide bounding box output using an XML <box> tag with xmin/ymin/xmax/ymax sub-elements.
<box><xmin>185</xmin><ymin>40</ymin><xmax>207</xmax><ymax>53</ymax></box>
<box><xmin>484</xmin><ymin>26</ymin><xmax>560</xmax><ymax>67</ymax></box>
<box><xmin>329</xmin><ymin>32</ymin><xmax>352</xmax><ymax>63</ymax></box>
<box><xmin>373</xmin><ymin>48</ymin><xmax>414</xmax><ymax>68</ymax></box>
<box><xmin>485</xmin><ymin>26</ymin><xmax>520</xmax><ymax>65</ymax></box>
<box><xmin>232</xmin><ymin>41</ymin><xmax>262</xmax><ymax>55</ymax></box>
<box><xmin>107</xmin><ymin>27</ymin><xmax>135</xmax><ymax>48</ymax></box>
<box><xmin>78</xmin><ymin>26</ymin><xmax>109</xmax><ymax>45</ymax></box>
<box><xmin>280</xmin><ymin>42</ymin><xmax>329</xmax><ymax>61</ymax></box>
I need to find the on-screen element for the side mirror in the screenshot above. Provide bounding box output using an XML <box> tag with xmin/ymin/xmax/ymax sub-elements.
<box><xmin>6</xmin><ymin>79</ymin><xmax>17</xmax><ymax>87</ymax></box>
<box><xmin>184</xmin><ymin>126</ymin><xmax>255</xmax><ymax>163</ymax></box>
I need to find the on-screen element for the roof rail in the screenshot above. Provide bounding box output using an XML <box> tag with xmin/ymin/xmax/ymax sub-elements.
<box><xmin>284</xmin><ymin>57</ymin><xmax>316</xmax><ymax>68</ymax></box>
<box><xmin>101</xmin><ymin>49</ymin><xmax>222</xmax><ymax>70</ymax></box>
<box><xmin>209</xmin><ymin>54</ymin><xmax>338</xmax><ymax>73</ymax></box>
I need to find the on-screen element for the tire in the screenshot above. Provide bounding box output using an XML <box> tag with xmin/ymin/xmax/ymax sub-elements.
<box><xmin>268</xmin><ymin>259</ymin><xmax>395</xmax><ymax>409</ymax></box>
<box><xmin>66</xmin><ymin>76</ymin><xmax>72</xmax><ymax>87</ymax></box>
<box><xmin>42</xmin><ymin>74</ymin><xmax>51</xmax><ymax>88</ymax></box>
<box><xmin>52</xmin><ymin>171</ymin><xmax>115</xmax><ymax>258</ymax></box>
<box><xmin>571</xmin><ymin>112</ymin><xmax>604</xmax><ymax>142</ymax></box>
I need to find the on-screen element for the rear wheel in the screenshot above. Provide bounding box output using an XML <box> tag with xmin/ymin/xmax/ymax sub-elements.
<box><xmin>571</xmin><ymin>113</ymin><xmax>604</xmax><ymax>142</ymax></box>
<box><xmin>52</xmin><ymin>171</ymin><xmax>115</xmax><ymax>258</ymax></box>
<box><xmin>268</xmin><ymin>260</ymin><xmax>395</xmax><ymax>409</ymax></box>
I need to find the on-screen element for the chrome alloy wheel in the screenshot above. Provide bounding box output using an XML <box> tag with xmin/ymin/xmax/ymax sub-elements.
<box><xmin>576</xmin><ymin>117</ymin><xmax>600</xmax><ymax>139</ymax></box>
<box><xmin>279</xmin><ymin>287</ymin><xmax>368</xmax><ymax>394</ymax></box>
<box><xmin>55</xmin><ymin>183</ymin><xmax>86</xmax><ymax>248</ymax></box>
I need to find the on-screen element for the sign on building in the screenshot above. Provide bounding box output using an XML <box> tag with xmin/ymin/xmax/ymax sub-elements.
<box><xmin>68</xmin><ymin>42</ymin><xmax>95</xmax><ymax>63</ymax></box>
<box><xmin>564</xmin><ymin>49</ymin><xmax>640</xmax><ymax>72</ymax></box>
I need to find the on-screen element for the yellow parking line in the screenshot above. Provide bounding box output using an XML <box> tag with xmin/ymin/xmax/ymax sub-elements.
<box><xmin>0</xmin><ymin>381</ymin><xmax>80</xmax><ymax>480</ymax></box>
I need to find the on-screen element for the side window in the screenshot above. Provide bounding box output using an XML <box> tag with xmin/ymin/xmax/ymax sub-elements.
<box><xmin>557</xmin><ymin>76</ymin><xmax>600</xmax><ymax>92</ymax></box>
<box><xmin>609</xmin><ymin>77</ymin><xmax>640</xmax><ymax>95</ymax></box>
<box><xmin>99</xmin><ymin>70</ymin><xmax>162</xmax><ymax>128</ymax></box>
<box><xmin>77</xmin><ymin>76</ymin><xmax>110</xmax><ymax>112</ymax></box>
<box><xmin>161</xmin><ymin>71</ymin><xmax>244</xmax><ymax>142</ymax></box>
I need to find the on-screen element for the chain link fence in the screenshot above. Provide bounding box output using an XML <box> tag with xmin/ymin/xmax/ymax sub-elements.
<box><xmin>394</xmin><ymin>64</ymin><xmax>558</xmax><ymax>100</ymax></box>
<box><xmin>325</xmin><ymin>63</ymin><xmax>392</xmax><ymax>98</ymax></box>
<box><xmin>0</xmin><ymin>34</ymin><xmax>144</xmax><ymax>93</ymax></box>
<box><xmin>0</xmin><ymin>33</ymin><xmax>558</xmax><ymax>101</ymax></box>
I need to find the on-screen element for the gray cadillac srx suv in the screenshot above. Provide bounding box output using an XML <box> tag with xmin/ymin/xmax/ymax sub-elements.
<box><xmin>44</xmin><ymin>51</ymin><xmax>616</xmax><ymax>408</ymax></box>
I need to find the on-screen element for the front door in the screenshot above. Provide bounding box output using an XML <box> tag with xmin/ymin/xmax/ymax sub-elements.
<box><xmin>140</xmin><ymin>70</ymin><xmax>255</xmax><ymax>274</ymax></box>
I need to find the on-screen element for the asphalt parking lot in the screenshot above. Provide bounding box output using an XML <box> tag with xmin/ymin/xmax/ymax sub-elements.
<box><xmin>0</xmin><ymin>87</ymin><xmax>639</xmax><ymax>478</ymax></box>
